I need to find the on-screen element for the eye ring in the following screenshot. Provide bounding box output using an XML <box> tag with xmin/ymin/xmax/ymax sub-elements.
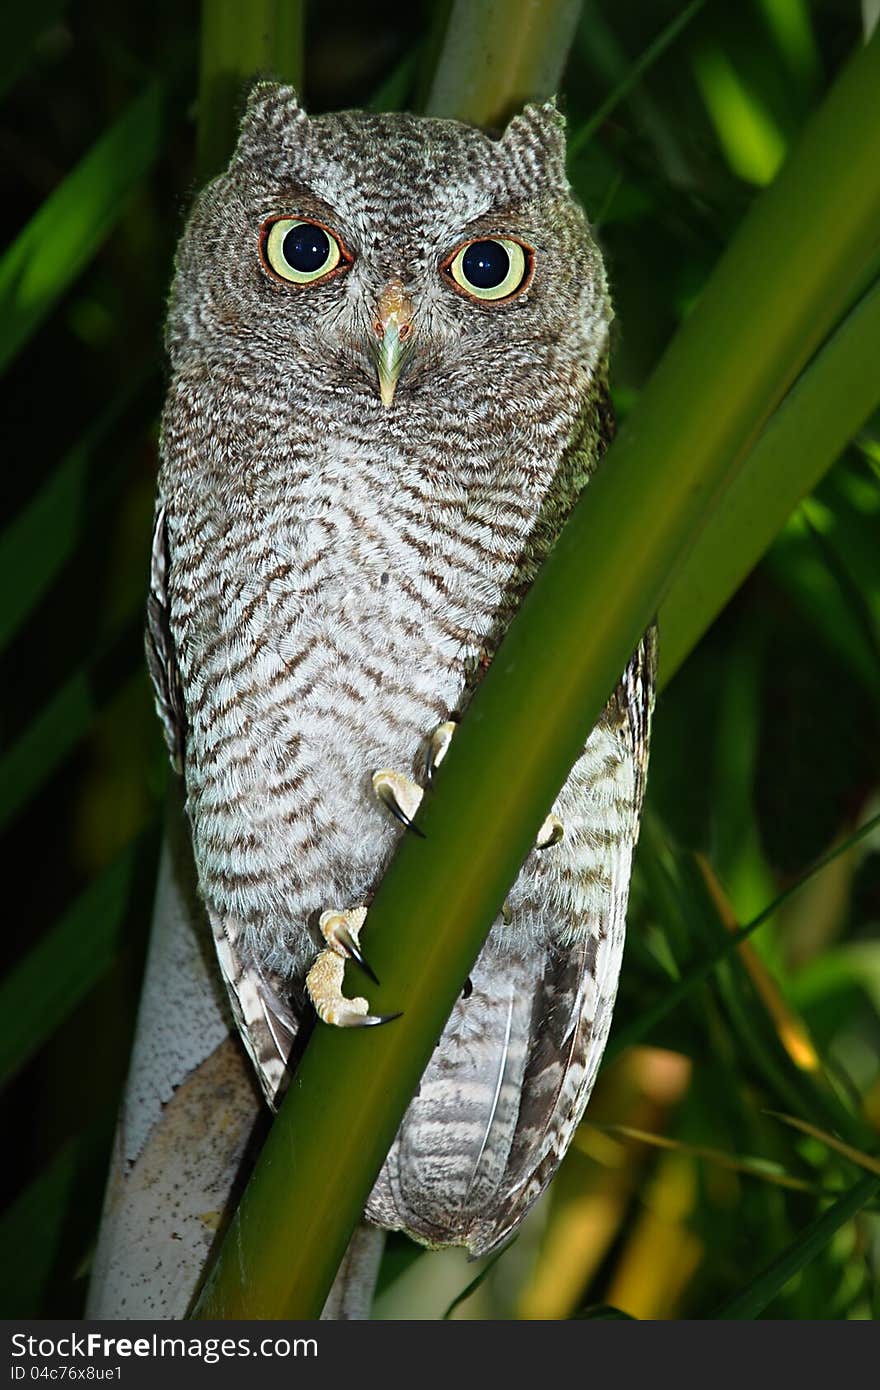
<box><xmin>440</xmin><ymin>236</ymin><xmax>534</xmax><ymax>303</ymax></box>
<box><xmin>260</xmin><ymin>216</ymin><xmax>352</xmax><ymax>286</ymax></box>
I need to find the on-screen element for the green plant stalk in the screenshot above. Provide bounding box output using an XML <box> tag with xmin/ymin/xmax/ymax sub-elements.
<box><xmin>193</xmin><ymin>33</ymin><xmax>880</xmax><ymax>1319</ymax></box>
<box><xmin>197</xmin><ymin>0</ymin><xmax>304</xmax><ymax>180</ymax></box>
<box><xmin>424</xmin><ymin>0</ymin><xmax>583</xmax><ymax>125</ymax></box>
<box><xmin>713</xmin><ymin>1173</ymin><xmax>880</xmax><ymax>1317</ymax></box>
<box><xmin>659</xmin><ymin>278</ymin><xmax>880</xmax><ymax>683</ymax></box>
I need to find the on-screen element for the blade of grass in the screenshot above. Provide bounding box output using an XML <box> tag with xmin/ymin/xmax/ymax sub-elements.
<box><xmin>0</xmin><ymin>78</ymin><xmax>175</xmax><ymax>374</ymax></box>
<box><xmin>193</xmin><ymin>35</ymin><xmax>880</xmax><ymax>1319</ymax></box>
<box><xmin>568</xmin><ymin>0</ymin><xmax>706</xmax><ymax>158</ymax></box>
<box><xmin>583</xmin><ymin>1122</ymin><xmax>826</xmax><ymax>1194</ymax></box>
<box><xmin>442</xmin><ymin>1248</ymin><xmax>507</xmax><ymax>1319</ymax></box>
<box><xmin>639</xmin><ymin>827</ymin><xmax>862</xmax><ymax>1145</ymax></box>
<box><xmin>767</xmin><ymin>507</ymin><xmax>880</xmax><ymax>697</ymax></box>
<box><xmin>712</xmin><ymin>1172</ymin><xmax>880</xmax><ymax>1317</ymax></box>
<box><xmin>695</xmin><ymin>854</ymin><xmax>821</xmax><ymax>1075</ymax></box>
<box><xmin>767</xmin><ymin>1112</ymin><xmax>880</xmax><ymax>1178</ymax></box>
<box><xmin>574</xmin><ymin>0</ymin><xmax>695</xmax><ymax>182</ymax></box>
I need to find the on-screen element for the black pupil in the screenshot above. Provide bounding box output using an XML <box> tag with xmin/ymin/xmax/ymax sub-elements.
<box><xmin>282</xmin><ymin>223</ymin><xmax>331</xmax><ymax>273</ymax></box>
<box><xmin>461</xmin><ymin>240</ymin><xmax>510</xmax><ymax>289</ymax></box>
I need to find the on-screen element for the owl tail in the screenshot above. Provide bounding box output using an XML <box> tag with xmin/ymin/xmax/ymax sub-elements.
<box><xmin>365</xmin><ymin>923</ymin><xmax>618</xmax><ymax>1256</ymax></box>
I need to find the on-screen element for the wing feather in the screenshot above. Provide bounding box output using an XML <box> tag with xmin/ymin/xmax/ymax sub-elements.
<box><xmin>146</xmin><ymin>503</ymin><xmax>304</xmax><ymax>1106</ymax></box>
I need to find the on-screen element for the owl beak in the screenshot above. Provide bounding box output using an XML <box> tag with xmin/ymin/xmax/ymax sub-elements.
<box><xmin>373</xmin><ymin>280</ymin><xmax>413</xmax><ymax>407</ymax></box>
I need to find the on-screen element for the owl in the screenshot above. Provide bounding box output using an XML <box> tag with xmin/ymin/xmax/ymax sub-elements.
<box><xmin>146</xmin><ymin>84</ymin><xmax>655</xmax><ymax>1260</ymax></box>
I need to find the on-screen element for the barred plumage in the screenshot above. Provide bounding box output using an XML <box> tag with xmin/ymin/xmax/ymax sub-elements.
<box><xmin>147</xmin><ymin>85</ymin><xmax>654</xmax><ymax>1258</ymax></box>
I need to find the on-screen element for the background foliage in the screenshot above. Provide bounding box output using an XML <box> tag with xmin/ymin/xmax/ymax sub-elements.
<box><xmin>2</xmin><ymin>0</ymin><xmax>879</xmax><ymax>1319</ymax></box>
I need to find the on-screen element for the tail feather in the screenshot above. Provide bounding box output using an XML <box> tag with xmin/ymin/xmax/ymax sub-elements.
<box><xmin>366</xmin><ymin>938</ymin><xmax>539</xmax><ymax>1246</ymax></box>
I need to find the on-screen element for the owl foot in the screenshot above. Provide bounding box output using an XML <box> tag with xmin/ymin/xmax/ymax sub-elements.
<box><xmin>306</xmin><ymin>907</ymin><xmax>400</xmax><ymax>1028</ymax></box>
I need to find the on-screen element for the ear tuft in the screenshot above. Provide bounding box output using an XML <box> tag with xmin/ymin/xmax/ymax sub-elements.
<box><xmin>233</xmin><ymin>82</ymin><xmax>309</xmax><ymax>166</ymax></box>
<box><xmin>501</xmin><ymin>99</ymin><xmax>567</xmax><ymax>189</ymax></box>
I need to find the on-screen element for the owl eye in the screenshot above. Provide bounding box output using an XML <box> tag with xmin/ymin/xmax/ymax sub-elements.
<box><xmin>443</xmin><ymin>237</ymin><xmax>531</xmax><ymax>302</ymax></box>
<box><xmin>262</xmin><ymin>218</ymin><xmax>347</xmax><ymax>285</ymax></box>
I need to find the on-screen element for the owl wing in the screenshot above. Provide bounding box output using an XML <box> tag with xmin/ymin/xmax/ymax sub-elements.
<box><xmin>145</xmin><ymin>505</ymin><xmax>306</xmax><ymax>1106</ymax></box>
<box><xmin>366</xmin><ymin>629</ymin><xmax>656</xmax><ymax>1255</ymax></box>
<box><xmin>469</xmin><ymin>629</ymin><xmax>657</xmax><ymax>1254</ymax></box>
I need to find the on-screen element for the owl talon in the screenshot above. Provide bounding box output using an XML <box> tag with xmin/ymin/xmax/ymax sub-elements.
<box><xmin>427</xmin><ymin>720</ymin><xmax>457</xmax><ymax>782</ymax></box>
<box><xmin>536</xmin><ymin>814</ymin><xmax>564</xmax><ymax>850</ymax></box>
<box><xmin>372</xmin><ymin>768</ymin><xmax>426</xmax><ymax>837</ymax></box>
<box><xmin>333</xmin><ymin>921</ymin><xmax>380</xmax><ymax>985</ymax></box>
<box><xmin>306</xmin><ymin>907</ymin><xmax>391</xmax><ymax>1027</ymax></box>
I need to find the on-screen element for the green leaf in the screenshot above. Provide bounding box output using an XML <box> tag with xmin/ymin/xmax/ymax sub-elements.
<box><xmin>0</xmin><ymin>80</ymin><xmax>174</xmax><ymax>373</ymax></box>
<box><xmin>442</xmin><ymin>1248</ymin><xmax>507</xmax><ymax>1319</ymax></box>
<box><xmin>569</xmin><ymin>0</ymin><xmax>706</xmax><ymax>158</ymax></box>
<box><xmin>607</xmin><ymin>809</ymin><xmax>880</xmax><ymax>1064</ymax></box>
<box><xmin>713</xmin><ymin>1173</ymin><xmax>880</xmax><ymax>1317</ymax></box>
<box><xmin>659</xmin><ymin>277</ymin><xmax>880</xmax><ymax>685</ymax></box>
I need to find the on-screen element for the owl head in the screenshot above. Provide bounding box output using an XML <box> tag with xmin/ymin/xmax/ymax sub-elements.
<box><xmin>166</xmin><ymin>85</ymin><xmax>609</xmax><ymax>429</ymax></box>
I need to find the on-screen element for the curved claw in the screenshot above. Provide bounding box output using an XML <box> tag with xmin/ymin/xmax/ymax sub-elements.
<box><xmin>350</xmin><ymin>1010</ymin><xmax>403</xmax><ymax>1028</ymax></box>
<box><xmin>372</xmin><ymin>769</ymin><xmax>426</xmax><ymax>838</ymax></box>
<box><xmin>427</xmin><ymin>720</ymin><xmax>457</xmax><ymax>783</ymax></box>
<box><xmin>334</xmin><ymin>922</ymin><xmax>380</xmax><ymax>985</ymax></box>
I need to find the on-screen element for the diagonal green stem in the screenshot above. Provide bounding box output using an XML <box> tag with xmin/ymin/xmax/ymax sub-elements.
<box><xmin>193</xmin><ymin>32</ymin><xmax>880</xmax><ymax>1320</ymax></box>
